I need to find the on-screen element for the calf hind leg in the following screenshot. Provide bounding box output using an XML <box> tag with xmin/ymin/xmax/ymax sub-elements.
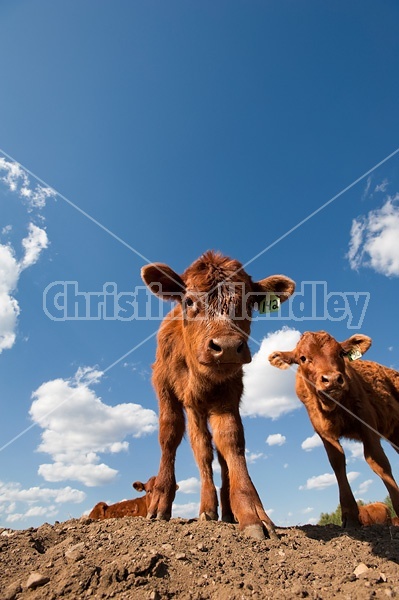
<box><xmin>186</xmin><ymin>407</ymin><xmax>218</xmax><ymax>521</ymax></box>
<box><xmin>217</xmin><ymin>450</ymin><xmax>235</xmax><ymax>523</ymax></box>
<box><xmin>363</xmin><ymin>434</ymin><xmax>399</xmax><ymax>517</ymax></box>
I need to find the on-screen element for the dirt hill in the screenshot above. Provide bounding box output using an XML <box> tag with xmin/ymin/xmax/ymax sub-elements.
<box><xmin>1</xmin><ymin>517</ymin><xmax>399</xmax><ymax>599</ymax></box>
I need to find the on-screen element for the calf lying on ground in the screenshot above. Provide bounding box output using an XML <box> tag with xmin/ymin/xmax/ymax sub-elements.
<box><xmin>269</xmin><ymin>331</ymin><xmax>399</xmax><ymax>527</ymax></box>
<box><xmin>358</xmin><ymin>502</ymin><xmax>391</xmax><ymax>526</ymax></box>
<box><xmin>141</xmin><ymin>250</ymin><xmax>295</xmax><ymax>540</ymax></box>
<box><xmin>89</xmin><ymin>476</ymin><xmax>172</xmax><ymax>520</ymax></box>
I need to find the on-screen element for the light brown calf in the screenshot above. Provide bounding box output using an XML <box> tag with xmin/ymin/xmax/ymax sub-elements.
<box><xmin>269</xmin><ymin>331</ymin><xmax>399</xmax><ymax>527</ymax></box>
<box><xmin>89</xmin><ymin>476</ymin><xmax>157</xmax><ymax>520</ymax></box>
<box><xmin>141</xmin><ymin>250</ymin><xmax>295</xmax><ymax>539</ymax></box>
<box><xmin>358</xmin><ymin>502</ymin><xmax>391</xmax><ymax>526</ymax></box>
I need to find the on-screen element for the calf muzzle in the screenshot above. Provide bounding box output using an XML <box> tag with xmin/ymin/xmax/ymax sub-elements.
<box><xmin>206</xmin><ymin>335</ymin><xmax>251</xmax><ymax>365</ymax></box>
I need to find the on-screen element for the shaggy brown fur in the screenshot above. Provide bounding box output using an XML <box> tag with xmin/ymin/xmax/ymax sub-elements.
<box><xmin>358</xmin><ymin>502</ymin><xmax>392</xmax><ymax>526</ymax></box>
<box><xmin>89</xmin><ymin>476</ymin><xmax>158</xmax><ymax>520</ymax></box>
<box><xmin>141</xmin><ymin>250</ymin><xmax>295</xmax><ymax>540</ymax></box>
<box><xmin>269</xmin><ymin>331</ymin><xmax>399</xmax><ymax>527</ymax></box>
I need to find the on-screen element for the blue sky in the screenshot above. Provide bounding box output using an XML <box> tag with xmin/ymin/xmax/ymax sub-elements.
<box><xmin>1</xmin><ymin>0</ymin><xmax>399</xmax><ymax>528</ymax></box>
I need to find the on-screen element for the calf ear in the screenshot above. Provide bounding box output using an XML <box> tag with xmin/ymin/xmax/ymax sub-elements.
<box><xmin>340</xmin><ymin>334</ymin><xmax>372</xmax><ymax>357</ymax></box>
<box><xmin>175</xmin><ymin>484</ymin><xmax>179</xmax><ymax>491</ymax></box>
<box><xmin>132</xmin><ymin>481</ymin><xmax>144</xmax><ymax>492</ymax></box>
<box><xmin>254</xmin><ymin>275</ymin><xmax>295</xmax><ymax>305</ymax></box>
<box><xmin>141</xmin><ymin>263</ymin><xmax>185</xmax><ymax>302</ymax></box>
<box><xmin>268</xmin><ymin>350</ymin><xmax>297</xmax><ymax>370</ymax></box>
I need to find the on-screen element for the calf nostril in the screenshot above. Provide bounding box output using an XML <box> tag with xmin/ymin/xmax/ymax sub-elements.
<box><xmin>236</xmin><ymin>342</ymin><xmax>244</xmax><ymax>354</ymax></box>
<box><xmin>337</xmin><ymin>374</ymin><xmax>344</xmax><ymax>385</ymax></box>
<box><xmin>209</xmin><ymin>340</ymin><xmax>222</xmax><ymax>353</ymax></box>
<box><xmin>321</xmin><ymin>375</ymin><xmax>329</xmax><ymax>383</ymax></box>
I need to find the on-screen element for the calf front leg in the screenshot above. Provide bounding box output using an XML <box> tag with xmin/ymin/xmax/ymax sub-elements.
<box><xmin>322</xmin><ymin>437</ymin><xmax>360</xmax><ymax>527</ymax></box>
<box><xmin>186</xmin><ymin>407</ymin><xmax>218</xmax><ymax>520</ymax></box>
<box><xmin>147</xmin><ymin>389</ymin><xmax>185</xmax><ymax>521</ymax></box>
<box><xmin>362</xmin><ymin>432</ymin><xmax>399</xmax><ymax>516</ymax></box>
<box><xmin>217</xmin><ymin>450</ymin><xmax>235</xmax><ymax>523</ymax></box>
<box><xmin>209</xmin><ymin>409</ymin><xmax>276</xmax><ymax>540</ymax></box>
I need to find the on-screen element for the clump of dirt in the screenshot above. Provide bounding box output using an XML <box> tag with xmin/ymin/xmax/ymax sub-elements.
<box><xmin>1</xmin><ymin>517</ymin><xmax>399</xmax><ymax>599</ymax></box>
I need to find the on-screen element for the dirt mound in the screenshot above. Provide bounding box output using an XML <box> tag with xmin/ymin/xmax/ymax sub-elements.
<box><xmin>1</xmin><ymin>517</ymin><xmax>399</xmax><ymax>599</ymax></box>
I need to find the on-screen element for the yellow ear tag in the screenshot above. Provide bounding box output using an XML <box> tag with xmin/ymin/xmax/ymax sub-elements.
<box><xmin>348</xmin><ymin>346</ymin><xmax>362</xmax><ymax>361</ymax></box>
<box><xmin>259</xmin><ymin>294</ymin><xmax>281</xmax><ymax>314</ymax></box>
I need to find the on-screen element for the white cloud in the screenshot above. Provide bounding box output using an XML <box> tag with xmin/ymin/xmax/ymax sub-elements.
<box><xmin>172</xmin><ymin>502</ymin><xmax>200</xmax><ymax>519</ymax></box>
<box><xmin>362</xmin><ymin>176</ymin><xmax>372</xmax><ymax>199</ymax></box>
<box><xmin>266</xmin><ymin>433</ymin><xmax>286</xmax><ymax>447</ymax></box>
<box><xmin>212</xmin><ymin>458</ymin><xmax>221</xmax><ymax>474</ymax></box>
<box><xmin>342</xmin><ymin>440</ymin><xmax>363</xmax><ymax>461</ymax></box>
<box><xmin>0</xmin><ymin>481</ymin><xmax>85</xmax><ymax>523</ymax></box>
<box><xmin>301</xmin><ymin>433</ymin><xmax>322</xmax><ymax>452</ymax></box>
<box><xmin>354</xmin><ymin>479</ymin><xmax>373</xmax><ymax>497</ymax></box>
<box><xmin>374</xmin><ymin>179</ymin><xmax>389</xmax><ymax>193</ymax></box>
<box><xmin>299</xmin><ymin>471</ymin><xmax>359</xmax><ymax>491</ymax></box>
<box><xmin>176</xmin><ymin>477</ymin><xmax>200</xmax><ymax>494</ymax></box>
<box><xmin>348</xmin><ymin>195</ymin><xmax>399</xmax><ymax>277</ymax></box>
<box><xmin>307</xmin><ymin>517</ymin><xmax>318</xmax><ymax>525</ymax></box>
<box><xmin>0</xmin><ymin>157</ymin><xmax>55</xmax><ymax>210</ymax></box>
<box><xmin>0</xmin><ymin>224</ymin><xmax>48</xmax><ymax>353</ymax></box>
<box><xmin>245</xmin><ymin>449</ymin><xmax>266</xmax><ymax>463</ymax></box>
<box><xmin>30</xmin><ymin>367</ymin><xmax>158</xmax><ymax>487</ymax></box>
<box><xmin>20</xmin><ymin>223</ymin><xmax>49</xmax><ymax>269</ymax></box>
<box><xmin>241</xmin><ymin>328</ymin><xmax>301</xmax><ymax>419</ymax></box>
<box><xmin>302</xmin><ymin>507</ymin><xmax>314</xmax><ymax>514</ymax></box>
<box><xmin>1</xmin><ymin>225</ymin><xmax>12</xmax><ymax>235</ymax></box>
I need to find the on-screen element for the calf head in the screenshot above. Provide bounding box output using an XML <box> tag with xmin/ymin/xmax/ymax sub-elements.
<box><xmin>142</xmin><ymin>251</ymin><xmax>295</xmax><ymax>382</ymax></box>
<box><xmin>269</xmin><ymin>331</ymin><xmax>372</xmax><ymax>411</ymax></box>
<box><xmin>132</xmin><ymin>476</ymin><xmax>178</xmax><ymax>505</ymax></box>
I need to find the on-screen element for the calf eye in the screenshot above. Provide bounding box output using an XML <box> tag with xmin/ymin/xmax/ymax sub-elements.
<box><xmin>300</xmin><ymin>356</ymin><xmax>307</xmax><ymax>363</ymax></box>
<box><xmin>185</xmin><ymin>297</ymin><xmax>194</xmax><ymax>307</ymax></box>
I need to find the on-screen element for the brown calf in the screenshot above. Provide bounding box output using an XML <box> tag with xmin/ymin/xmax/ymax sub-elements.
<box><xmin>358</xmin><ymin>502</ymin><xmax>391</xmax><ymax>526</ymax></box>
<box><xmin>89</xmin><ymin>476</ymin><xmax>157</xmax><ymax>520</ymax></box>
<box><xmin>269</xmin><ymin>331</ymin><xmax>399</xmax><ymax>527</ymax></box>
<box><xmin>141</xmin><ymin>250</ymin><xmax>295</xmax><ymax>539</ymax></box>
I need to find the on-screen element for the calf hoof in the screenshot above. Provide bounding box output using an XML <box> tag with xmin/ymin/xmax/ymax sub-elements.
<box><xmin>221</xmin><ymin>514</ymin><xmax>235</xmax><ymax>523</ymax></box>
<box><xmin>243</xmin><ymin>524</ymin><xmax>266</xmax><ymax>541</ymax></box>
<box><xmin>156</xmin><ymin>512</ymin><xmax>171</xmax><ymax>521</ymax></box>
<box><xmin>262</xmin><ymin>521</ymin><xmax>278</xmax><ymax>540</ymax></box>
<box><xmin>342</xmin><ymin>517</ymin><xmax>361</xmax><ymax>528</ymax></box>
<box><xmin>199</xmin><ymin>511</ymin><xmax>218</xmax><ymax>522</ymax></box>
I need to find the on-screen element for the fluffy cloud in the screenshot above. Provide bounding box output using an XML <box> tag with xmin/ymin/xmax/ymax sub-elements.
<box><xmin>348</xmin><ymin>194</ymin><xmax>399</xmax><ymax>277</ymax></box>
<box><xmin>342</xmin><ymin>440</ymin><xmax>364</xmax><ymax>461</ymax></box>
<box><xmin>0</xmin><ymin>481</ymin><xmax>85</xmax><ymax>524</ymax></box>
<box><xmin>177</xmin><ymin>477</ymin><xmax>200</xmax><ymax>494</ymax></box>
<box><xmin>299</xmin><ymin>471</ymin><xmax>359</xmax><ymax>491</ymax></box>
<box><xmin>302</xmin><ymin>506</ymin><xmax>314</xmax><ymax>514</ymax></box>
<box><xmin>0</xmin><ymin>157</ymin><xmax>55</xmax><ymax>210</ymax></box>
<box><xmin>172</xmin><ymin>502</ymin><xmax>200</xmax><ymax>519</ymax></box>
<box><xmin>30</xmin><ymin>367</ymin><xmax>158</xmax><ymax>487</ymax></box>
<box><xmin>375</xmin><ymin>179</ymin><xmax>389</xmax><ymax>193</ymax></box>
<box><xmin>20</xmin><ymin>223</ymin><xmax>49</xmax><ymax>269</ymax></box>
<box><xmin>241</xmin><ymin>328</ymin><xmax>301</xmax><ymax>419</ymax></box>
<box><xmin>0</xmin><ymin>224</ymin><xmax>48</xmax><ymax>353</ymax></box>
<box><xmin>266</xmin><ymin>433</ymin><xmax>286</xmax><ymax>447</ymax></box>
<box><xmin>245</xmin><ymin>449</ymin><xmax>266</xmax><ymax>463</ymax></box>
<box><xmin>354</xmin><ymin>479</ymin><xmax>373</xmax><ymax>497</ymax></box>
<box><xmin>301</xmin><ymin>433</ymin><xmax>322</xmax><ymax>452</ymax></box>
